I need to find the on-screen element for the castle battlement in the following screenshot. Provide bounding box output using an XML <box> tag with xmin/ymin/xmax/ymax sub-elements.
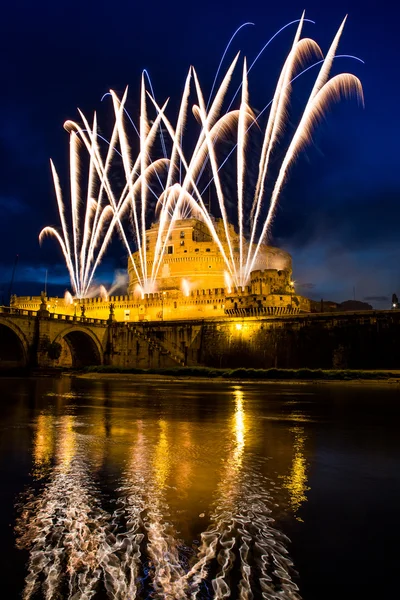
<box><xmin>11</xmin><ymin>219</ymin><xmax>310</xmax><ymax>321</ymax></box>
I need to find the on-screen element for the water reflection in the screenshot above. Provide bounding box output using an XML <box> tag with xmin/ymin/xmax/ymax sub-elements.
<box><xmin>15</xmin><ymin>380</ymin><xmax>308</xmax><ymax>599</ymax></box>
<box><xmin>187</xmin><ymin>387</ymin><xmax>302</xmax><ymax>599</ymax></box>
<box><xmin>282</xmin><ymin>426</ymin><xmax>310</xmax><ymax>521</ymax></box>
<box><xmin>33</xmin><ymin>414</ymin><xmax>55</xmax><ymax>479</ymax></box>
<box><xmin>233</xmin><ymin>388</ymin><xmax>245</xmax><ymax>467</ymax></box>
<box><xmin>17</xmin><ymin>415</ymin><xmax>109</xmax><ymax>599</ymax></box>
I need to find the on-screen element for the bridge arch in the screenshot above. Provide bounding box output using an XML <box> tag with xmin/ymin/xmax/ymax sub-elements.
<box><xmin>0</xmin><ymin>318</ymin><xmax>29</xmax><ymax>369</ymax></box>
<box><xmin>53</xmin><ymin>326</ymin><xmax>103</xmax><ymax>368</ymax></box>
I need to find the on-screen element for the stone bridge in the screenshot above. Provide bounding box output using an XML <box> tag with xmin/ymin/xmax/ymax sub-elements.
<box><xmin>2</xmin><ymin>304</ymin><xmax>400</xmax><ymax>371</ymax></box>
<box><xmin>0</xmin><ymin>306</ymin><xmax>110</xmax><ymax>369</ymax></box>
<box><xmin>0</xmin><ymin>305</ymin><xmax>192</xmax><ymax>370</ymax></box>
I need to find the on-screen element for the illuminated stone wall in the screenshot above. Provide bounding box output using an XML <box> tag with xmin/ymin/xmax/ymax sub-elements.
<box><xmin>198</xmin><ymin>312</ymin><xmax>400</xmax><ymax>369</ymax></box>
<box><xmin>128</xmin><ymin>218</ymin><xmax>292</xmax><ymax>294</ymax></box>
<box><xmin>13</xmin><ymin>219</ymin><xmax>304</xmax><ymax>321</ymax></box>
<box><xmin>13</xmin><ymin>285</ymin><xmax>310</xmax><ymax>323</ymax></box>
<box><xmin>3</xmin><ymin>308</ymin><xmax>400</xmax><ymax>370</ymax></box>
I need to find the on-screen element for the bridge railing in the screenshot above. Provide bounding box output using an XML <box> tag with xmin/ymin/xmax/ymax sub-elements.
<box><xmin>0</xmin><ymin>306</ymin><xmax>38</xmax><ymax>317</ymax></box>
<box><xmin>47</xmin><ymin>313</ymin><xmax>109</xmax><ymax>325</ymax></box>
<box><xmin>0</xmin><ymin>306</ymin><xmax>109</xmax><ymax>326</ymax></box>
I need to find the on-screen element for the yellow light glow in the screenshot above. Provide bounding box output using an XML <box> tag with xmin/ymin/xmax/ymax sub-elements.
<box><xmin>33</xmin><ymin>414</ymin><xmax>55</xmax><ymax>478</ymax></box>
<box><xmin>282</xmin><ymin>425</ymin><xmax>310</xmax><ymax>521</ymax></box>
<box><xmin>235</xmin><ymin>323</ymin><xmax>242</xmax><ymax>331</ymax></box>
<box><xmin>153</xmin><ymin>420</ymin><xmax>170</xmax><ymax>490</ymax></box>
<box><xmin>229</xmin><ymin>388</ymin><xmax>246</xmax><ymax>473</ymax></box>
<box><xmin>234</xmin><ymin>390</ymin><xmax>245</xmax><ymax>449</ymax></box>
<box><xmin>58</xmin><ymin>415</ymin><xmax>76</xmax><ymax>471</ymax></box>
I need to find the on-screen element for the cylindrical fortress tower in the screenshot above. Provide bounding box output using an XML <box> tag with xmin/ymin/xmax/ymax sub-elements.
<box><xmin>128</xmin><ymin>218</ymin><xmax>292</xmax><ymax>295</ymax></box>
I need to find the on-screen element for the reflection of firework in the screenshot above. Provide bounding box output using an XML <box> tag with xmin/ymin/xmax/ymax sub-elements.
<box><xmin>16</xmin><ymin>417</ymin><xmax>109</xmax><ymax>599</ymax></box>
<box><xmin>184</xmin><ymin>388</ymin><xmax>303</xmax><ymax>599</ymax></box>
<box><xmin>16</xmin><ymin>388</ymin><xmax>309</xmax><ymax>598</ymax></box>
<box><xmin>40</xmin><ymin>13</ymin><xmax>362</xmax><ymax>297</ymax></box>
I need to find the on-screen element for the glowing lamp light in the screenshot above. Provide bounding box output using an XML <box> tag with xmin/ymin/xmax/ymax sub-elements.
<box><xmin>236</xmin><ymin>323</ymin><xmax>242</xmax><ymax>331</ymax></box>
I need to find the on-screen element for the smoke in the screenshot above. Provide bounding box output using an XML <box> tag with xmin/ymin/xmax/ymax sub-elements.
<box><xmin>64</xmin><ymin>290</ymin><xmax>73</xmax><ymax>305</ymax></box>
<box><xmin>285</xmin><ymin>236</ymin><xmax>399</xmax><ymax>309</ymax></box>
<box><xmin>108</xmin><ymin>270</ymin><xmax>129</xmax><ymax>295</ymax></box>
<box><xmin>296</xmin><ymin>282</ymin><xmax>315</xmax><ymax>290</ymax></box>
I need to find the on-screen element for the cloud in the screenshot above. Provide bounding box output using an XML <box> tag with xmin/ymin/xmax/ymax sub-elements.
<box><xmin>285</xmin><ymin>235</ymin><xmax>399</xmax><ymax>310</ymax></box>
<box><xmin>0</xmin><ymin>112</ymin><xmax>48</xmax><ymax>168</ymax></box>
<box><xmin>364</xmin><ymin>296</ymin><xmax>389</xmax><ymax>302</ymax></box>
<box><xmin>0</xmin><ymin>196</ymin><xmax>30</xmax><ymax>214</ymax></box>
<box><xmin>296</xmin><ymin>282</ymin><xmax>315</xmax><ymax>290</ymax></box>
<box><xmin>275</xmin><ymin>185</ymin><xmax>400</xmax><ymax>254</ymax></box>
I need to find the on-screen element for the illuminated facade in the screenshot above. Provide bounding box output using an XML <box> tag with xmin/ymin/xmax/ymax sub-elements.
<box><xmin>128</xmin><ymin>218</ymin><xmax>293</xmax><ymax>295</ymax></box>
<box><xmin>12</xmin><ymin>218</ymin><xmax>310</xmax><ymax>321</ymax></box>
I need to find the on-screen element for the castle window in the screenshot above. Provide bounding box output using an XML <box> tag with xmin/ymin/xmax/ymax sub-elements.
<box><xmin>174</xmin><ymin>301</ymin><xmax>177</xmax><ymax>308</ymax></box>
<box><xmin>180</xmin><ymin>231</ymin><xmax>185</xmax><ymax>238</ymax></box>
<box><xmin>206</xmin><ymin>248</ymin><xmax>210</xmax><ymax>252</ymax></box>
<box><xmin>180</xmin><ymin>240</ymin><xmax>185</xmax><ymax>246</ymax></box>
<box><xmin>195</xmin><ymin>248</ymin><xmax>199</xmax><ymax>253</ymax></box>
<box><xmin>167</xmin><ymin>245</ymin><xmax>174</xmax><ymax>254</ymax></box>
<box><xmin>184</xmin><ymin>250</ymin><xmax>187</xmax><ymax>253</ymax></box>
<box><xmin>208</xmin><ymin>265</ymin><xmax>212</xmax><ymax>268</ymax></box>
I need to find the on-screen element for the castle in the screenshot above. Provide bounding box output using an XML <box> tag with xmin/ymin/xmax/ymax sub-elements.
<box><xmin>12</xmin><ymin>218</ymin><xmax>310</xmax><ymax>320</ymax></box>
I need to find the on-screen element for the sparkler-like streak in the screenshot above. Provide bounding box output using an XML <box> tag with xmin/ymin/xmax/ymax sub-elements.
<box><xmin>178</xmin><ymin>389</ymin><xmax>302</xmax><ymax>599</ymax></box>
<box><xmin>15</xmin><ymin>416</ymin><xmax>110</xmax><ymax>600</ymax></box>
<box><xmin>16</xmin><ymin>399</ymin><xmax>306</xmax><ymax>598</ymax></box>
<box><xmin>40</xmin><ymin>13</ymin><xmax>363</xmax><ymax>296</ymax></box>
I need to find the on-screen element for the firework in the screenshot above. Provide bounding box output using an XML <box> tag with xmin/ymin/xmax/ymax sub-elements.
<box><xmin>40</xmin><ymin>14</ymin><xmax>363</xmax><ymax>296</ymax></box>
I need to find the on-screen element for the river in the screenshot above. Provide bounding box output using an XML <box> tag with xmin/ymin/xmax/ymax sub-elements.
<box><xmin>0</xmin><ymin>376</ymin><xmax>399</xmax><ymax>599</ymax></box>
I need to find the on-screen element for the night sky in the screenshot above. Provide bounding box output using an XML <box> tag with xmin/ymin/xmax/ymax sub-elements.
<box><xmin>0</xmin><ymin>0</ymin><xmax>399</xmax><ymax>307</ymax></box>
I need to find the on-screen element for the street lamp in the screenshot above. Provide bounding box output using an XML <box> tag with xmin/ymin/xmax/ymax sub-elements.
<box><xmin>290</xmin><ymin>280</ymin><xmax>295</xmax><ymax>309</ymax></box>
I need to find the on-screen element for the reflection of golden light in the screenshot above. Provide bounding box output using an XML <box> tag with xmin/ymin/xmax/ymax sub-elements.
<box><xmin>33</xmin><ymin>414</ymin><xmax>55</xmax><ymax>478</ymax></box>
<box><xmin>58</xmin><ymin>416</ymin><xmax>76</xmax><ymax>471</ymax></box>
<box><xmin>175</xmin><ymin>422</ymin><xmax>193</xmax><ymax>496</ymax></box>
<box><xmin>234</xmin><ymin>390</ymin><xmax>245</xmax><ymax>448</ymax></box>
<box><xmin>89</xmin><ymin>413</ymin><xmax>107</xmax><ymax>470</ymax></box>
<box><xmin>235</xmin><ymin>323</ymin><xmax>242</xmax><ymax>331</ymax></box>
<box><xmin>231</xmin><ymin>388</ymin><xmax>246</xmax><ymax>471</ymax></box>
<box><xmin>283</xmin><ymin>425</ymin><xmax>310</xmax><ymax>521</ymax></box>
<box><xmin>130</xmin><ymin>420</ymin><xmax>146</xmax><ymax>468</ymax></box>
<box><xmin>153</xmin><ymin>420</ymin><xmax>170</xmax><ymax>489</ymax></box>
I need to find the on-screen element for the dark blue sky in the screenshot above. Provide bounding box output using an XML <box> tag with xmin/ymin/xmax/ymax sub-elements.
<box><xmin>0</xmin><ymin>0</ymin><xmax>399</xmax><ymax>306</ymax></box>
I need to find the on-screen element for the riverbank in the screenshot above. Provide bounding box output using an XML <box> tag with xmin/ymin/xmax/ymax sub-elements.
<box><xmin>2</xmin><ymin>365</ymin><xmax>400</xmax><ymax>383</ymax></box>
<box><xmin>74</xmin><ymin>365</ymin><xmax>400</xmax><ymax>383</ymax></box>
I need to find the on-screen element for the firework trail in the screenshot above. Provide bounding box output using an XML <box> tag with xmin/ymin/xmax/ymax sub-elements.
<box><xmin>40</xmin><ymin>13</ymin><xmax>363</xmax><ymax>295</ymax></box>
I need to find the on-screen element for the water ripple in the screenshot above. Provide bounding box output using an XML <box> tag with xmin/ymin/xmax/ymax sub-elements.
<box><xmin>15</xmin><ymin>409</ymin><xmax>302</xmax><ymax>599</ymax></box>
